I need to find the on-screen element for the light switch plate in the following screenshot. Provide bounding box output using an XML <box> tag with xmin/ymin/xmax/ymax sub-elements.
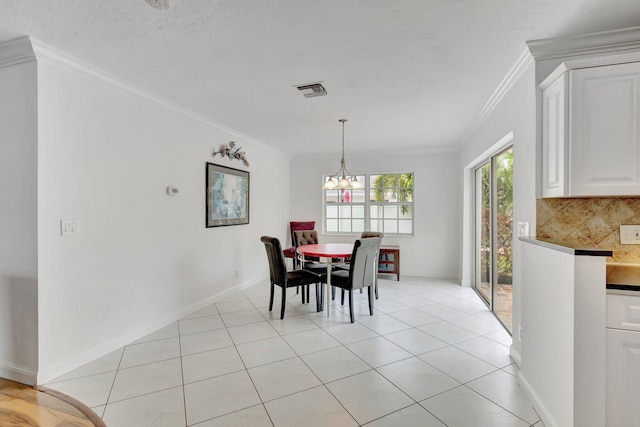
<box><xmin>61</xmin><ymin>219</ymin><xmax>79</xmax><ymax>236</ymax></box>
<box><xmin>517</xmin><ymin>221</ymin><xmax>530</xmax><ymax>237</ymax></box>
<box><xmin>620</xmin><ymin>225</ymin><xmax>640</xmax><ymax>244</ymax></box>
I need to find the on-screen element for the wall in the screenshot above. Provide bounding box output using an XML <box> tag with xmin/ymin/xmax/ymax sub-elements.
<box><xmin>27</xmin><ymin>41</ymin><xmax>290</xmax><ymax>383</ymax></box>
<box><xmin>289</xmin><ymin>150</ymin><xmax>460</xmax><ymax>279</ymax></box>
<box><xmin>537</xmin><ymin>197</ymin><xmax>640</xmax><ymax>263</ymax></box>
<box><xmin>536</xmin><ymin>197</ymin><xmax>640</xmax><ymax>264</ymax></box>
<box><xmin>0</xmin><ymin>57</ymin><xmax>39</xmax><ymax>384</ymax></box>
<box><xmin>458</xmin><ymin>58</ymin><xmax>538</xmax><ymax>361</ymax></box>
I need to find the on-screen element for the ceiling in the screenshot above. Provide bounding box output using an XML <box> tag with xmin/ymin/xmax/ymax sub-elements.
<box><xmin>1</xmin><ymin>0</ymin><xmax>640</xmax><ymax>156</ymax></box>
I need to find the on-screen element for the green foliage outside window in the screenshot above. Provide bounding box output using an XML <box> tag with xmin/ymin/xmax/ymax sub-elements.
<box><xmin>372</xmin><ymin>173</ymin><xmax>414</xmax><ymax>215</ymax></box>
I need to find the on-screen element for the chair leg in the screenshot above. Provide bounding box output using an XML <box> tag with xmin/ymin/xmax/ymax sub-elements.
<box><xmin>368</xmin><ymin>285</ymin><xmax>374</xmax><ymax>315</ymax></box>
<box><xmin>301</xmin><ymin>284</ymin><xmax>306</xmax><ymax>304</ymax></box>
<box><xmin>331</xmin><ymin>286</ymin><xmax>336</xmax><ymax>300</ymax></box>
<box><xmin>305</xmin><ymin>285</ymin><xmax>311</xmax><ymax>303</ymax></box>
<box><xmin>315</xmin><ymin>284</ymin><xmax>321</xmax><ymax>312</ymax></box>
<box><xmin>280</xmin><ymin>286</ymin><xmax>286</xmax><ymax>319</ymax></box>
<box><xmin>341</xmin><ymin>289</ymin><xmax>345</xmax><ymax>305</ymax></box>
<box><xmin>349</xmin><ymin>290</ymin><xmax>354</xmax><ymax>323</ymax></box>
<box><xmin>375</xmin><ymin>277</ymin><xmax>379</xmax><ymax>299</ymax></box>
<box><xmin>269</xmin><ymin>283</ymin><xmax>275</xmax><ymax>311</ymax></box>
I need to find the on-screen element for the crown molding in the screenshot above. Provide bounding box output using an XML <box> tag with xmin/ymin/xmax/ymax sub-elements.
<box><xmin>457</xmin><ymin>45</ymin><xmax>534</xmax><ymax>148</ymax></box>
<box><xmin>2</xmin><ymin>36</ymin><xmax>285</xmax><ymax>157</ymax></box>
<box><xmin>527</xmin><ymin>26</ymin><xmax>640</xmax><ymax>61</ymax></box>
<box><xmin>0</xmin><ymin>36</ymin><xmax>37</xmax><ymax>69</ymax></box>
<box><xmin>539</xmin><ymin>50</ymin><xmax>640</xmax><ymax>90</ymax></box>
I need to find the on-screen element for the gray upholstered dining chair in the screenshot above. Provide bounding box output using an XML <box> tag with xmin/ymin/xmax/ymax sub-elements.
<box><xmin>361</xmin><ymin>231</ymin><xmax>383</xmax><ymax>299</ymax></box>
<box><xmin>330</xmin><ymin>237</ymin><xmax>382</xmax><ymax>323</ymax></box>
<box><xmin>260</xmin><ymin>235</ymin><xmax>322</xmax><ymax>318</ymax></box>
<box><xmin>335</xmin><ymin>231</ymin><xmax>384</xmax><ymax>299</ymax></box>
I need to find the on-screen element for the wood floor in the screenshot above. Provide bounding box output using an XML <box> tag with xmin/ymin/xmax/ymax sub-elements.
<box><xmin>0</xmin><ymin>378</ymin><xmax>104</xmax><ymax>427</ymax></box>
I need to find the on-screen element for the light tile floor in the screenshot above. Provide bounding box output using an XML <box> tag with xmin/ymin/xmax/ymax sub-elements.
<box><xmin>45</xmin><ymin>277</ymin><xmax>544</xmax><ymax>427</ymax></box>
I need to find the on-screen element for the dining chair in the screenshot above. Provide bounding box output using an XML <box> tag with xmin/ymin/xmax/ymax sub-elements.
<box><xmin>335</xmin><ymin>231</ymin><xmax>384</xmax><ymax>299</ymax></box>
<box><xmin>282</xmin><ymin>221</ymin><xmax>316</xmax><ymax>269</ymax></box>
<box><xmin>260</xmin><ymin>236</ymin><xmax>322</xmax><ymax>318</ymax></box>
<box><xmin>361</xmin><ymin>231</ymin><xmax>383</xmax><ymax>299</ymax></box>
<box><xmin>330</xmin><ymin>237</ymin><xmax>382</xmax><ymax>323</ymax></box>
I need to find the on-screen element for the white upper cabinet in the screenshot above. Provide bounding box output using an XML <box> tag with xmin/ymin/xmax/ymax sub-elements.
<box><xmin>541</xmin><ymin>61</ymin><xmax>640</xmax><ymax>197</ymax></box>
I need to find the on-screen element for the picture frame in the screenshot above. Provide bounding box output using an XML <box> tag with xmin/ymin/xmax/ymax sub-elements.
<box><xmin>206</xmin><ymin>162</ymin><xmax>250</xmax><ymax>227</ymax></box>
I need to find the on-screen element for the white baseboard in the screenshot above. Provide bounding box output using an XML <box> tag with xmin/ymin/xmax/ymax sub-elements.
<box><xmin>37</xmin><ymin>278</ymin><xmax>263</xmax><ymax>384</ymax></box>
<box><xmin>0</xmin><ymin>362</ymin><xmax>37</xmax><ymax>386</ymax></box>
<box><xmin>509</xmin><ymin>345</ymin><xmax>521</xmax><ymax>368</ymax></box>
<box><xmin>518</xmin><ymin>371</ymin><xmax>557</xmax><ymax>427</ymax></box>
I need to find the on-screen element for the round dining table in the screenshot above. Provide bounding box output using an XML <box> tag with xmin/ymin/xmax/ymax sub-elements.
<box><xmin>297</xmin><ymin>243</ymin><xmax>353</xmax><ymax>317</ymax></box>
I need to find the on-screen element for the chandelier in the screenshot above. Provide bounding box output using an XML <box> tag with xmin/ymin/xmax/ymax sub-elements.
<box><xmin>322</xmin><ymin>119</ymin><xmax>363</xmax><ymax>190</ymax></box>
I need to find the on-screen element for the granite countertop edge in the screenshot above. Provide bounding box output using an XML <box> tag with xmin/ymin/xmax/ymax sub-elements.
<box><xmin>518</xmin><ymin>237</ymin><xmax>613</xmax><ymax>257</ymax></box>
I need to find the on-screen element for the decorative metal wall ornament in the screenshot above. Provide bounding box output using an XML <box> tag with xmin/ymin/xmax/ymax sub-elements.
<box><xmin>212</xmin><ymin>141</ymin><xmax>250</xmax><ymax>167</ymax></box>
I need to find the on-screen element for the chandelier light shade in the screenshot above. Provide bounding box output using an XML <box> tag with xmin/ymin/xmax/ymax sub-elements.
<box><xmin>323</xmin><ymin>119</ymin><xmax>363</xmax><ymax>191</ymax></box>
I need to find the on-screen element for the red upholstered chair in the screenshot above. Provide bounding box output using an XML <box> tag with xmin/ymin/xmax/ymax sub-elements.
<box><xmin>283</xmin><ymin>221</ymin><xmax>316</xmax><ymax>269</ymax></box>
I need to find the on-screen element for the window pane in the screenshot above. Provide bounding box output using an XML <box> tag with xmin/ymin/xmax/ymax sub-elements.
<box><xmin>339</xmin><ymin>206</ymin><xmax>351</xmax><ymax>217</ymax></box>
<box><xmin>327</xmin><ymin>219</ymin><xmax>338</xmax><ymax>232</ymax></box>
<box><xmin>383</xmin><ymin>220</ymin><xmax>398</xmax><ymax>233</ymax></box>
<box><xmin>384</xmin><ymin>205</ymin><xmax>398</xmax><ymax>219</ymax></box>
<box><xmin>352</xmin><ymin>189</ymin><xmax>366</xmax><ymax>203</ymax></box>
<box><xmin>325</xmin><ymin>190</ymin><xmax>339</xmax><ymax>203</ymax></box>
<box><xmin>370</xmin><ymin>219</ymin><xmax>382</xmax><ymax>232</ymax></box>
<box><xmin>352</xmin><ymin>205</ymin><xmax>365</xmax><ymax>218</ymax></box>
<box><xmin>398</xmin><ymin>220</ymin><xmax>412</xmax><ymax>234</ymax></box>
<box><xmin>398</xmin><ymin>189</ymin><xmax>412</xmax><ymax>203</ymax></box>
<box><xmin>341</xmin><ymin>190</ymin><xmax>352</xmax><ymax>204</ymax></box>
<box><xmin>326</xmin><ymin>205</ymin><xmax>338</xmax><ymax>218</ymax></box>
<box><xmin>353</xmin><ymin>219</ymin><xmax>365</xmax><ymax>233</ymax></box>
<box><xmin>399</xmin><ymin>205</ymin><xmax>413</xmax><ymax>219</ymax></box>
<box><xmin>370</xmin><ymin>205</ymin><xmax>383</xmax><ymax>219</ymax></box>
<box><xmin>339</xmin><ymin>219</ymin><xmax>351</xmax><ymax>232</ymax></box>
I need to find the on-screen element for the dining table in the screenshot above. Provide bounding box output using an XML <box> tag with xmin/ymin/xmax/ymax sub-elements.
<box><xmin>297</xmin><ymin>243</ymin><xmax>353</xmax><ymax>317</ymax></box>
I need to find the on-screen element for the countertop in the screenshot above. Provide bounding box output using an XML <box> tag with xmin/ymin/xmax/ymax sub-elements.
<box><xmin>518</xmin><ymin>237</ymin><xmax>640</xmax><ymax>292</ymax></box>
<box><xmin>518</xmin><ymin>237</ymin><xmax>613</xmax><ymax>256</ymax></box>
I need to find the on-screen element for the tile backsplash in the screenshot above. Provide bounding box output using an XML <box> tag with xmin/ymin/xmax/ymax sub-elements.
<box><xmin>536</xmin><ymin>198</ymin><xmax>640</xmax><ymax>263</ymax></box>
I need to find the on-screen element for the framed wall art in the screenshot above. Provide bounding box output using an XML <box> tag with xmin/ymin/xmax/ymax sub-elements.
<box><xmin>206</xmin><ymin>162</ymin><xmax>249</xmax><ymax>227</ymax></box>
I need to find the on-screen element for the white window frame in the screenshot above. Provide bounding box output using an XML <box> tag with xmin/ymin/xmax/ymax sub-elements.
<box><xmin>322</xmin><ymin>172</ymin><xmax>414</xmax><ymax>236</ymax></box>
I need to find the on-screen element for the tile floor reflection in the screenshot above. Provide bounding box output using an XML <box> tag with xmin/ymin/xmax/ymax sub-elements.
<box><xmin>45</xmin><ymin>277</ymin><xmax>543</xmax><ymax>427</ymax></box>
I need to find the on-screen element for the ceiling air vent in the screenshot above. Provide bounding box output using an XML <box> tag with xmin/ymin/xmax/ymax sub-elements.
<box><xmin>145</xmin><ymin>0</ymin><xmax>170</xmax><ymax>10</ymax></box>
<box><xmin>295</xmin><ymin>82</ymin><xmax>327</xmax><ymax>98</ymax></box>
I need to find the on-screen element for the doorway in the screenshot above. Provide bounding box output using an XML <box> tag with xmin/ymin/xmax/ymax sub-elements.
<box><xmin>474</xmin><ymin>146</ymin><xmax>513</xmax><ymax>333</ymax></box>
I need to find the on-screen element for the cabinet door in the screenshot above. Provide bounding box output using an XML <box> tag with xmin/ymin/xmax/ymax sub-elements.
<box><xmin>606</xmin><ymin>328</ymin><xmax>640</xmax><ymax>426</ymax></box>
<box><xmin>571</xmin><ymin>62</ymin><xmax>640</xmax><ymax>196</ymax></box>
<box><xmin>542</xmin><ymin>74</ymin><xmax>568</xmax><ymax>197</ymax></box>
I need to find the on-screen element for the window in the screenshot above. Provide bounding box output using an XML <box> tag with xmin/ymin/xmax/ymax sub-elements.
<box><xmin>323</xmin><ymin>173</ymin><xmax>414</xmax><ymax>235</ymax></box>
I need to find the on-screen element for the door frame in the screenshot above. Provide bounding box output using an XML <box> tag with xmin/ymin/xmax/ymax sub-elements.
<box><xmin>461</xmin><ymin>132</ymin><xmax>513</xmax><ymax>290</ymax></box>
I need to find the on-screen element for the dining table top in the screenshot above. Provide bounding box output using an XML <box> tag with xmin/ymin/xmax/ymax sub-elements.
<box><xmin>296</xmin><ymin>243</ymin><xmax>354</xmax><ymax>258</ymax></box>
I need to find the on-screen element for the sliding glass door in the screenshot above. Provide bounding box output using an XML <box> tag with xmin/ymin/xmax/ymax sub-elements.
<box><xmin>474</xmin><ymin>147</ymin><xmax>513</xmax><ymax>333</ymax></box>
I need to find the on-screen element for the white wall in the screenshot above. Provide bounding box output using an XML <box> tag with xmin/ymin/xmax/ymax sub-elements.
<box><xmin>458</xmin><ymin>60</ymin><xmax>538</xmax><ymax>360</ymax></box>
<box><xmin>290</xmin><ymin>150</ymin><xmax>460</xmax><ymax>279</ymax></box>
<box><xmin>29</xmin><ymin>44</ymin><xmax>289</xmax><ymax>382</ymax></box>
<box><xmin>0</xmin><ymin>58</ymin><xmax>39</xmax><ymax>384</ymax></box>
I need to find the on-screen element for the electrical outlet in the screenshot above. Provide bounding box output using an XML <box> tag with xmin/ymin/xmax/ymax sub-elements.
<box><xmin>620</xmin><ymin>225</ymin><xmax>640</xmax><ymax>244</ymax></box>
